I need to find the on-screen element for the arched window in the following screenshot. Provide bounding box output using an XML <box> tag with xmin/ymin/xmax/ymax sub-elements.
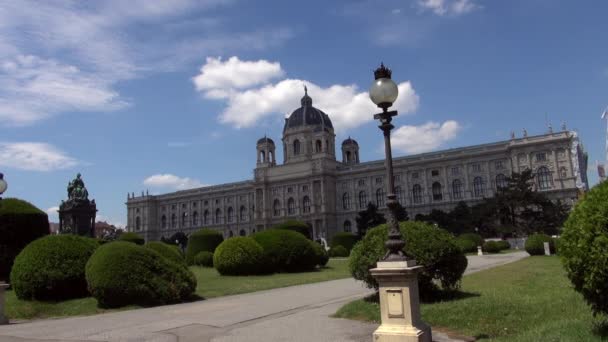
<box><xmin>287</xmin><ymin>198</ymin><xmax>296</xmax><ymax>215</ymax></box>
<box><xmin>560</xmin><ymin>167</ymin><xmax>567</xmax><ymax>178</ymax></box>
<box><xmin>240</xmin><ymin>206</ymin><xmax>247</xmax><ymax>221</ymax></box>
<box><xmin>342</xmin><ymin>192</ymin><xmax>350</xmax><ymax>210</ymax></box>
<box><xmin>239</xmin><ymin>229</ymin><xmax>246</xmax><ymax>236</ymax></box>
<box><xmin>269</xmin><ymin>151</ymin><xmax>274</xmax><ymax>162</ymax></box>
<box><xmin>135</xmin><ymin>216</ymin><xmax>141</xmax><ymax>231</ymax></box>
<box><xmin>537</xmin><ymin>166</ymin><xmax>553</xmax><ymax>190</ymax></box>
<box><xmin>376</xmin><ymin>188</ymin><xmax>385</xmax><ymax>207</ymax></box>
<box><xmin>412</xmin><ymin>184</ymin><xmax>422</xmax><ymax>204</ymax></box>
<box><xmin>181</xmin><ymin>212</ymin><xmax>188</xmax><ymax>227</ymax></box>
<box><xmin>171</xmin><ymin>214</ymin><xmax>177</xmax><ymax>228</ymax></box>
<box><xmin>316</xmin><ymin>140</ymin><xmax>322</xmax><ymax>152</ymax></box>
<box><xmin>273</xmin><ymin>199</ymin><xmax>281</xmax><ymax>216</ymax></box>
<box><xmin>344</xmin><ymin>220</ymin><xmax>352</xmax><ymax>232</ymax></box>
<box><xmin>473</xmin><ymin>177</ymin><xmax>484</xmax><ymax>197</ymax></box>
<box><xmin>432</xmin><ymin>182</ymin><xmax>442</xmax><ymax>201</ymax></box>
<box><xmin>203</xmin><ymin>210</ymin><xmax>209</xmax><ymax>225</ymax></box>
<box><xmin>161</xmin><ymin>215</ymin><xmax>167</xmax><ymax>229</ymax></box>
<box><xmin>346</xmin><ymin>151</ymin><xmax>351</xmax><ymax>162</ymax></box>
<box><xmin>227</xmin><ymin>207</ymin><xmax>234</xmax><ymax>222</ymax></box>
<box><xmin>452</xmin><ymin>179</ymin><xmax>463</xmax><ymax>200</ymax></box>
<box><xmin>359</xmin><ymin>191</ymin><xmax>367</xmax><ymax>209</ymax></box>
<box><xmin>395</xmin><ymin>186</ymin><xmax>403</xmax><ymax>204</ymax></box>
<box><xmin>496</xmin><ymin>174</ymin><xmax>507</xmax><ymax>190</ymax></box>
<box><xmin>293</xmin><ymin>139</ymin><xmax>301</xmax><ymax>155</ymax></box>
<box><xmin>303</xmin><ymin>196</ymin><xmax>311</xmax><ymax>213</ymax></box>
<box><xmin>215</xmin><ymin>208</ymin><xmax>222</xmax><ymax>224</ymax></box>
<box><xmin>192</xmin><ymin>211</ymin><xmax>198</xmax><ymax>226</ymax></box>
<box><xmin>260</xmin><ymin>151</ymin><xmax>265</xmax><ymax>162</ymax></box>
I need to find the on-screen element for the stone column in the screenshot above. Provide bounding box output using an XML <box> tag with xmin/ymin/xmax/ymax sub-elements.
<box><xmin>371</xmin><ymin>261</ymin><xmax>432</xmax><ymax>342</ymax></box>
<box><xmin>0</xmin><ymin>282</ymin><xmax>9</xmax><ymax>324</ymax></box>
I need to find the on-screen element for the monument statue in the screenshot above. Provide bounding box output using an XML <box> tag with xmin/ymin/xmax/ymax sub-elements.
<box><xmin>59</xmin><ymin>173</ymin><xmax>97</xmax><ymax>237</ymax></box>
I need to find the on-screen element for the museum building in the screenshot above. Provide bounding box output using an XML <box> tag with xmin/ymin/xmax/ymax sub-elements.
<box><xmin>126</xmin><ymin>90</ymin><xmax>589</xmax><ymax>241</ymax></box>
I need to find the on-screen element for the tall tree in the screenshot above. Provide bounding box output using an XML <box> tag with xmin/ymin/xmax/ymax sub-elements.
<box><xmin>355</xmin><ymin>203</ymin><xmax>386</xmax><ymax>238</ymax></box>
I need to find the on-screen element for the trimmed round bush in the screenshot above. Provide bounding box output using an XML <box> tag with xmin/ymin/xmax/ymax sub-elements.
<box><xmin>193</xmin><ymin>251</ymin><xmax>214</xmax><ymax>267</ymax></box>
<box><xmin>525</xmin><ymin>233</ymin><xmax>555</xmax><ymax>256</ymax></box>
<box><xmin>186</xmin><ymin>229</ymin><xmax>224</xmax><ymax>265</ymax></box>
<box><xmin>86</xmin><ymin>241</ymin><xmax>196</xmax><ymax>308</ymax></box>
<box><xmin>561</xmin><ymin>181</ymin><xmax>608</xmax><ymax>315</ymax></box>
<box><xmin>10</xmin><ymin>235</ymin><xmax>98</xmax><ymax>300</ymax></box>
<box><xmin>329</xmin><ymin>245</ymin><xmax>349</xmax><ymax>257</ymax></box>
<box><xmin>145</xmin><ymin>241</ymin><xmax>185</xmax><ymax>266</ymax></box>
<box><xmin>454</xmin><ymin>237</ymin><xmax>477</xmax><ymax>253</ymax></box>
<box><xmin>118</xmin><ymin>232</ymin><xmax>144</xmax><ymax>245</ymax></box>
<box><xmin>310</xmin><ymin>241</ymin><xmax>329</xmax><ymax>267</ymax></box>
<box><xmin>349</xmin><ymin>221</ymin><xmax>467</xmax><ymax>299</ymax></box>
<box><xmin>0</xmin><ymin>198</ymin><xmax>50</xmax><ymax>281</ymax></box>
<box><xmin>330</xmin><ymin>232</ymin><xmax>358</xmax><ymax>252</ymax></box>
<box><xmin>497</xmin><ymin>240</ymin><xmax>511</xmax><ymax>251</ymax></box>
<box><xmin>213</xmin><ymin>237</ymin><xmax>265</xmax><ymax>275</ymax></box>
<box><xmin>458</xmin><ymin>233</ymin><xmax>484</xmax><ymax>247</ymax></box>
<box><xmin>270</xmin><ymin>220</ymin><xmax>311</xmax><ymax>239</ymax></box>
<box><xmin>252</xmin><ymin>229</ymin><xmax>317</xmax><ymax>273</ymax></box>
<box><xmin>482</xmin><ymin>241</ymin><xmax>501</xmax><ymax>254</ymax></box>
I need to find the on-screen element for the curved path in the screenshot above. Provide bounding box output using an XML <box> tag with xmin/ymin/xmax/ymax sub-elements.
<box><xmin>0</xmin><ymin>251</ymin><xmax>528</xmax><ymax>342</ymax></box>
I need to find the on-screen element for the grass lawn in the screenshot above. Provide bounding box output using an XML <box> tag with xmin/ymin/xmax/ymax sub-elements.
<box><xmin>5</xmin><ymin>258</ymin><xmax>350</xmax><ymax>320</ymax></box>
<box><xmin>334</xmin><ymin>256</ymin><xmax>608</xmax><ymax>341</ymax></box>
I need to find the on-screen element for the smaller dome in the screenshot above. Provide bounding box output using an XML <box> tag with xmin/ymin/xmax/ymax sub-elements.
<box><xmin>257</xmin><ymin>136</ymin><xmax>275</xmax><ymax>145</ymax></box>
<box><xmin>342</xmin><ymin>137</ymin><xmax>358</xmax><ymax>146</ymax></box>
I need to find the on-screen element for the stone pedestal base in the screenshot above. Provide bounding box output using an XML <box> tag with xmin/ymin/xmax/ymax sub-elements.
<box><xmin>371</xmin><ymin>260</ymin><xmax>431</xmax><ymax>342</ymax></box>
<box><xmin>0</xmin><ymin>283</ymin><xmax>9</xmax><ymax>325</ymax></box>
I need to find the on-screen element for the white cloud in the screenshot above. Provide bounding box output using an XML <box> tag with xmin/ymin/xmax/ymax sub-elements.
<box><xmin>417</xmin><ymin>0</ymin><xmax>478</xmax><ymax>16</ymax></box>
<box><xmin>391</xmin><ymin>120</ymin><xmax>462</xmax><ymax>154</ymax></box>
<box><xmin>46</xmin><ymin>206</ymin><xmax>59</xmax><ymax>222</ymax></box>
<box><xmin>0</xmin><ymin>142</ymin><xmax>78</xmax><ymax>171</ymax></box>
<box><xmin>194</xmin><ymin>57</ymin><xmax>420</xmax><ymax>131</ymax></box>
<box><xmin>193</xmin><ymin>56</ymin><xmax>284</xmax><ymax>93</ymax></box>
<box><xmin>143</xmin><ymin>174</ymin><xmax>206</xmax><ymax>190</ymax></box>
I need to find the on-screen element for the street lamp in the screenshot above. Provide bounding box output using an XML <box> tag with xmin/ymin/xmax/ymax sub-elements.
<box><xmin>0</xmin><ymin>173</ymin><xmax>7</xmax><ymax>200</ymax></box>
<box><xmin>369</xmin><ymin>63</ymin><xmax>407</xmax><ymax>262</ymax></box>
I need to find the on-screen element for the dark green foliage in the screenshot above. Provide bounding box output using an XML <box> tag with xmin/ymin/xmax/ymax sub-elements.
<box><xmin>271</xmin><ymin>220</ymin><xmax>311</xmax><ymax>239</ymax></box>
<box><xmin>85</xmin><ymin>242</ymin><xmax>196</xmax><ymax>308</ymax></box>
<box><xmin>145</xmin><ymin>241</ymin><xmax>185</xmax><ymax>266</ymax></box>
<box><xmin>185</xmin><ymin>229</ymin><xmax>224</xmax><ymax>265</ymax></box>
<box><xmin>454</xmin><ymin>237</ymin><xmax>477</xmax><ymax>253</ymax></box>
<box><xmin>394</xmin><ymin>202</ymin><xmax>409</xmax><ymax>222</ymax></box>
<box><xmin>497</xmin><ymin>240</ymin><xmax>511</xmax><ymax>251</ymax></box>
<box><xmin>310</xmin><ymin>241</ymin><xmax>329</xmax><ymax>267</ymax></box>
<box><xmin>415</xmin><ymin>209</ymin><xmax>451</xmax><ymax>230</ymax></box>
<box><xmin>161</xmin><ymin>232</ymin><xmax>188</xmax><ymax>251</ymax></box>
<box><xmin>355</xmin><ymin>203</ymin><xmax>386</xmax><ymax>238</ymax></box>
<box><xmin>0</xmin><ymin>198</ymin><xmax>50</xmax><ymax>281</ymax></box>
<box><xmin>213</xmin><ymin>237</ymin><xmax>265</xmax><ymax>275</ymax></box>
<box><xmin>483</xmin><ymin>241</ymin><xmax>501</xmax><ymax>253</ymax></box>
<box><xmin>330</xmin><ymin>232</ymin><xmax>358</xmax><ymax>252</ymax></box>
<box><xmin>10</xmin><ymin>235</ymin><xmax>98</xmax><ymax>300</ymax></box>
<box><xmin>349</xmin><ymin>221</ymin><xmax>467</xmax><ymax>300</ymax></box>
<box><xmin>193</xmin><ymin>251</ymin><xmax>214</xmax><ymax>267</ymax></box>
<box><xmin>525</xmin><ymin>233</ymin><xmax>555</xmax><ymax>256</ymax></box>
<box><xmin>561</xmin><ymin>181</ymin><xmax>608</xmax><ymax>315</ymax></box>
<box><xmin>117</xmin><ymin>232</ymin><xmax>144</xmax><ymax>245</ymax></box>
<box><xmin>252</xmin><ymin>229</ymin><xmax>317</xmax><ymax>273</ymax></box>
<box><xmin>458</xmin><ymin>233</ymin><xmax>484</xmax><ymax>247</ymax></box>
<box><xmin>329</xmin><ymin>245</ymin><xmax>349</xmax><ymax>257</ymax></box>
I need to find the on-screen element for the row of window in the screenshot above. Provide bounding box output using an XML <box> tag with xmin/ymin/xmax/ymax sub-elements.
<box><xmin>162</xmin><ymin>196</ymin><xmax>249</xmax><ymax>212</ymax></box>
<box><xmin>273</xmin><ymin>196</ymin><xmax>311</xmax><ymax>216</ymax></box>
<box><xmin>292</xmin><ymin>139</ymin><xmax>330</xmax><ymax>155</ymax></box>
<box><xmin>160</xmin><ymin>206</ymin><xmax>250</xmax><ymax>229</ymax></box>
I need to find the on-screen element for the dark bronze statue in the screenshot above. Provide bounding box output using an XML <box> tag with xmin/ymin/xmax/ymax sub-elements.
<box><xmin>59</xmin><ymin>173</ymin><xmax>97</xmax><ymax>237</ymax></box>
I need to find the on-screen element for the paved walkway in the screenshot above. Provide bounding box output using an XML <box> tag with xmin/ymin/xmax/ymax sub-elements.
<box><xmin>0</xmin><ymin>251</ymin><xmax>528</xmax><ymax>342</ymax></box>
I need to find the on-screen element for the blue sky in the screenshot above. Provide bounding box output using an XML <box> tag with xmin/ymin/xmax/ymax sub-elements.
<box><xmin>1</xmin><ymin>0</ymin><xmax>606</xmax><ymax>227</ymax></box>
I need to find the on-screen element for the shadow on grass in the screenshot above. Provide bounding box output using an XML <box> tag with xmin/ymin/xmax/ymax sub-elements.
<box><xmin>592</xmin><ymin>316</ymin><xmax>608</xmax><ymax>337</ymax></box>
<box><xmin>362</xmin><ymin>290</ymin><xmax>481</xmax><ymax>304</ymax></box>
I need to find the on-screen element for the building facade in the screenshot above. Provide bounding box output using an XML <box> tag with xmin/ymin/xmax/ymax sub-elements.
<box><xmin>126</xmin><ymin>92</ymin><xmax>589</xmax><ymax>241</ymax></box>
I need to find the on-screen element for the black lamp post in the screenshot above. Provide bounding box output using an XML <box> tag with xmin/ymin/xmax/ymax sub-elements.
<box><xmin>0</xmin><ymin>173</ymin><xmax>7</xmax><ymax>201</ymax></box>
<box><xmin>369</xmin><ymin>63</ymin><xmax>407</xmax><ymax>262</ymax></box>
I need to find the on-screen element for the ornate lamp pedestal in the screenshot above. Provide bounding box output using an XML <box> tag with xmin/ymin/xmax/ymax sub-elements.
<box><xmin>371</xmin><ymin>261</ymin><xmax>431</xmax><ymax>342</ymax></box>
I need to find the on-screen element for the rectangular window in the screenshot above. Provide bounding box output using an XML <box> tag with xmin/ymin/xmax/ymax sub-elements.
<box><xmin>536</xmin><ymin>153</ymin><xmax>546</xmax><ymax>162</ymax></box>
<box><xmin>431</xmin><ymin>170</ymin><xmax>439</xmax><ymax>177</ymax></box>
<box><xmin>375</xmin><ymin>177</ymin><xmax>382</xmax><ymax>184</ymax></box>
<box><xmin>302</xmin><ymin>185</ymin><xmax>309</xmax><ymax>192</ymax></box>
<box><xmin>412</xmin><ymin>172</ymin><xmax>419</xmax><ymax>179</ymax></box>
<box><xmin>495</xmin><ymin>160</ymin><xmax>504</xmax><ymax>170</ymax></box>
<box><xmin>287</xmin><ymin>187</ymin><xmax>293</xmax><ymax>193</ymax></box>
<box><xmin>451</xmin><ymin>167</ymin><xmax>459</xmax><ymax>176</ymax></box>
<box><xmin>358</xmin><ymin>179</ymin><xmax>365</xmax><ymax>187</ymax></box>
<box><xmin>472</xmin><ymin>163</ymin><xmax>481</xmax><ymax>172</ymax></box>
<box><xmin>394</xmin><ymin>175</ymin><xmax>401</xmax><ymax>182</ymax></box>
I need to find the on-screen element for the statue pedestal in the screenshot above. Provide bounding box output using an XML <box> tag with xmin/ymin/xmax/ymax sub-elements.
<box><xmin>59</xmin><ymin>200</ymin><xmax>97</xmax><ymax>237</ymax></box>
<box><xmin>371</xmin><ymin>260</ymin><xmax>432</xmax><ymax>342</ymax></box>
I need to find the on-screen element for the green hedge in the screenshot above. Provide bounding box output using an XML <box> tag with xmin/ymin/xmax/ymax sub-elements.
<box><xmin>329</xmin><ymin>245</ymin><xmax>349</xmax><ymax>257</ymax></box>
<box><xmin>330</xmin><ymin>232</ymin><xmax>358</xmax><ymax>252</ymax></box>
<box><xmin>310</xmin><ymin>241</ymin><xmax>329</xmax><ymax>267</ymax></box>
<box><xmin>454</xmin><ymin>237</ymin><xmax>477</xmax><ymax>253</ymax></box>
<box><xmin>458</xmin><ymin>233</ymin><xmax>484</xmax><ymax>247</ymax></box>
<box><xmin>525</xmin><ymin>233</ymin><xmax>555</xmax><ymax>256</ymax></box>
<box><xmin>193</xmin><ymin>251</ymin><xmax>214</xmax><ymax>267</ymax></box>
<box><xmin>0</xmin><ymin>198</ymin><xmax>50</xmax><ymax>281</ymax></box>
<box><xmin>349</xmin><ymin>221</ymin><xmax>467</xmax><ymax>300</ymax></box>
<box><xmin>10</xmin><ymin>235</ymin><xmax>98</xmax><ymax>300</ymax></box>
<box><xmin>482</xmin><ymin>241</ymin><xmax>501</xmax><ymax>253</ymax></box>
<box><xmin>186</xmin><ymin>229</ymin><xmax>224</xmax><ymax>265</ymax></box>
<box><xmin>213</xmin><ymin>237</ymin><xmax>265</xmax><ymax>275</ymax></box>
<box><xmin>252</xmin><ymin>229</ymin><xmax>317</xmax><ymax>273</ymax></box>
<box><xmin>497</xmin><ymin>240</ymin><xmax>511</xmax><ymax>251</ymax></box>
<box><xmin>118</xmin><ymin>232</ymin><xmax>144</xmax><ymax>245</ymax></box>
<box><xmin>86</xmin><ymin>241</ymin><xmax>196</xmax><ymax>308</ymax></box>
<box><xmin>145</xmin><ymin>241</ymin><xmax>185</xmax><ymax>267</ymax></box>
<box><xmin>270</xmin><ymin>220</ymin><xmax>311</xmax><ymax>239</ymax></box>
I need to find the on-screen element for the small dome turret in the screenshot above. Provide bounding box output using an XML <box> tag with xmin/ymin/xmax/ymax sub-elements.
<box><xmin>342</xmin><ymin>137</ymin><xmax>358</xmax><ymax>146</ymax></box>
<box><xmin>256</xmin><ymin>135</ymin><xmax>276</xmax><ymax>167</ymax></box>
<box><xmin>341</xmin><ymin>136</ymin><xmax>360</xmax><ymax>165</ymax></box>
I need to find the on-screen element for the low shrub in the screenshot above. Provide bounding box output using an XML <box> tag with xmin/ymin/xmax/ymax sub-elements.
<box><xmin>330</xmin><ymin>232</ymin><xmax>358</xmax><ymax>252</ymax></box>
<box><xmin>497</xmin><ymin>240</ymin><xmax>511</xmax><ymax>251</ymax></box>
<box><xmin>145</xmin><ymin>241</ymin><xmax>185</xmax><ymax>267</ymax></box>
<box><xmin>252</xmin><ymin>229</ymin><xmax>317</xmax><ymax>273</ymax></box>
<box><xmin>118</xmin><ymin>232</ymin><xmax>144</xmax><ymax>245</ymax></box>
<box><xmin>454</xmin><ymin>237</ymin><xmax>477</xmax><ymax>253</ymax></box>
<box><xmin>193</xmin><ymin>251</ymin><xmax>214</xmax><ymax>267</ymax></box>
<box><xmin>310</xmin><ymin>241</ymin><xmax>329</xmax><ymax>267</ymax></box>
<box><xmin>525</xmin><ymin>233</ymin><xmax>555</xmax><ymax>256</ymax></box>
<box><xmin>10</xmin><ymin>235</ymin><xmax>98</xmax><ymax>300</ymax></box>
<box><xmin>458</xmin><ymin>233</ymin><xmax>484</xmax><ymax>247</ymax></box>
<box><xmin>270</xmin><ymin>220</ymin><xmax>311</xmax><ymax>239</ymax></box>
<box><xmin>213</xmin><ymin>237</ymin><xmax>265</xmax><ymax>275</ymax></box>
<box><xmin>349</xmin><ymin>221</ymin><xmax>467</xmax><ymax>300</ymax></box>
<box><xmin>86</xmin><ymin>241</ymin><xmax>196</xmax><ymax>308</ymax></box>
<box><xmin>482</xmin><ymin>241</ymin><xmax>501</xmax><ymax>253</ymax></box>
<box><xmin>329</xmin><ymin>245</ymin><xmax>349</xmax><ymax>257</ymax></box>
<box><xmin>186</xmin><ymin>229</ymin><xmax>224</xmax><ymax>265</ymax></box>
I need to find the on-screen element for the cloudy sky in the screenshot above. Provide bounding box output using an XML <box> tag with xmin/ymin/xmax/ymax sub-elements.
<box><xmin>1</xmin><ymin>0</ymin><xmax>606</xmax><ymax>227</ymax></box>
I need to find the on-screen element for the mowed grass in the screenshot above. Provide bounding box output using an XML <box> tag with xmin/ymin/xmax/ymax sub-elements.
<box><xmin>335</xmin><ymin>256</ymin><xmax>608</xmax><ymax>341</ymax></box>
<box><xmin>5</xmin><ymin>258</ymin><xmax>350</xmax><ymax>320</ymax></box>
